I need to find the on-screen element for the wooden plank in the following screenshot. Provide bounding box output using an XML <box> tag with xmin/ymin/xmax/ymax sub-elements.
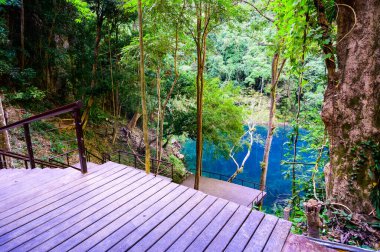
<box><xmin>0</xmin><ymin>171</ymin><xmax>36</xmax><ymax>186</ymax></box>
<box><xmin>0</xmin><ymin>164</ymin><xmax>103</xmax><ymax>206</ymax></box>
<box><xmin>128</xmin><ymin>191</ymin><xmax>207</xmax><ymax>252</ymax></box>
<box><xmin>225</xmin><ymin>210</ymin><xmax>265</xmax><ymax>252</ymax></box>
<box><xmin>185</xmin><ymin>201</ymin><xmax>239</xmax><ymax>252</ymax></box>
<box><xmin>205</xmin><ymin>205</ymin><xmax>251</xmax><ymax>251</ymax></box>
<box><xmin>147</xmin><ymin>195</ymin><xmax>217</xmax><ymax>252</ymax></box>
<box><xmin>0</xmin><ymin>162</ymin><xmax>100</xmax><ymax>202</ymax></box>
<box><xmin>0</xmin><ymin>170</ymin><xmax>145</xmax><ymax>250</ymax></box>
<box><xmin>88</xmin><ymin>185</ymin><xmax>189</xmax><ymax>252</ymax></box>
<box><xmin>0</xmin><ymin>162</ymin><xmax>124</xmax><ymax>215</ymax></box>
<box><xmin>167</xmin><ymin>198</ymin><xmax>228</xmax><ymax>252</ymax></box>
<box><xmin>32</xmin><ymin>177</ymin><xmax>166</xmax><ymax>252</ymax></box>
<box><xmin>0</xmin><ymin>162</ymin><xmax>118</xmax><ymax>213</ymax></box>
<box><xmin>0</xmin><ymin>169</ymin><xmax>56</xmax><ymax>191</ymax></box>
<box><xmin>107</xmin><ymin>187</ymin><xmax>198</xmax><ymax>252</ymax></box>
<box><xmin>72</xmin><ymin>182</ymin><xmax>181</xmax><ymax>252</ymax></box>
<box><xmin>263</xmin><ymin>219</ymin><xmax>292</xmax><ymax>252</ymax></box>
<box><xmin>0</xmin><ymin>165</ymin><xmax>133</xmax><ymax>236</ymax></box>
<box><xmin>13</xmin><ymin>173</ymin><xmax>156</xmax><ymax>252</ymax></box>
<box><xmin>181</xmin><ymin>175</ymin><xmax>264</xmax><ymax>206</ymax></box>
<box><xmin>0</xmin><ymin>163</ymin><xmax>104</xmax><ymax>206</ymax></box>
<box><xmin>0</xmin><ymin>170</ymin><xmax>35</xmax><ymax>181</ymax></box>
<box><xmin>244</xmin><ymin>214</ymin><xmax>278</xmax><ymax>252</ymax></box>
<box><xmin>0</xmin><ymin>169</ymin><xmax>73</xmax><ymax>199</ymax></box>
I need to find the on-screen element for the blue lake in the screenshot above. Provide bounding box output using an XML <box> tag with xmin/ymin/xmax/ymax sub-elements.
<box><xmin>181</xmin><ymin>125</ymin><xmax>314</xmax><ymax>211</ymax></box>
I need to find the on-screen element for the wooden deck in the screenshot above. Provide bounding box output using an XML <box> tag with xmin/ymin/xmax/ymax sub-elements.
<box><xmin>0</xmin><ymin>162</ymin><xmax>292</xmax><ymax>251</ymax></box>
<box><xmin>181</xmin><ymin>175</ymin><xmax>266</xmax><ymax>206</ymax></box>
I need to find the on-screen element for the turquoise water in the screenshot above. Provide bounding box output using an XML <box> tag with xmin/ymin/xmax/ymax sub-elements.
<box><xmin>181</xmin><ymin>125</ymin><xmax>313</xmax><ymax>210</ymax></box>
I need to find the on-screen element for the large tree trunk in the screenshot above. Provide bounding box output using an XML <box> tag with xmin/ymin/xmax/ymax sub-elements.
<box><xmin>128</xmin><ymin>112</ymin><xmax>141</xmax><ymax>130</ymax></box>
<box><xmin>138</xmin><ymin>0</ymin><xmax>151</xmax><ymax>174</ymax></box>
<box><xmin>321</xmin><ymin>0</ymin><xmax>380</xmax><ymax>214</ymax></box>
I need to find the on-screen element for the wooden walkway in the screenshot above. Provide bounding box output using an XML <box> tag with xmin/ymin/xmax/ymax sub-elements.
<box><xmin>0</xmin><ymin>162</ymin><xmax>292</xmax><ymax>251</ymax></box>
<box><xmin>181</xmin><ymin>175</ymin><xmax>266</xmax><ymax>206</ymax></box>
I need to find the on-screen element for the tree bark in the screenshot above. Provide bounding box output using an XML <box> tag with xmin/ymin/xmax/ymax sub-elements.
<box><xmin>194</xmin><ymin>2</ymin><xmax>210</xmax><ymax>190</ymax></box>
<box><xmin>0</xmin><ymin>96</ymin><xmax>12</xmax><ymax>167</ymax></box>
<box><xmin>128</xmin><ymin>112</ymin><xmax>141</xmax><ymax>130</ymax></box>
<box><xmin>91</xmin><ymin>0</ymin><xmax>104</xmax><ymax>89</ymax></box>
<box><xmin>259</xmin><ymin>54</ymin><xmax>286</xmax><ymax>191</ymax></box>
<box><xmin>20</xmin><ymin>0</ymin><xmax>25</xmax><ymax>70</ymax></box>
<box><xmin>304</xmin><ymin>199</ymin><xmax>322</xmax><ymax>239</ymax></box>
<box><xmin>157</xmin><ymin>27</ymin><xmax>180</xmax><ymax>165</ymax></box>
<box><xmin>155</xmin><ymin>65</ymin><xmax>161</xmax><ymax>162</ymax></box>
<box><xmin>319</xmin><ymin>0</ymin><xmax>380</xmax><ymax>214</ymax></box>
<box><xmin>138</xmin><ymin>0</ymin><xmax>151</xmax><ymax>173</ymax></box>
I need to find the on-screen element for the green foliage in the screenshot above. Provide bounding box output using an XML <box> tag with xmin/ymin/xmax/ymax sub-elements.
<box><xmin>10</xmin><ymin>86</ymin><xmax>46</xmax><ymax>102</ymax></box>
<box><xmin>168</xmin><ymin>76</ymin><xmax>245</xmax><ymax>158</ymax></box>
<box><xmin>169</xmin><ymin>154</ymin><xmax>187</xmax><ymax>183</ymax></box>
<box><xmin>65</xmin><ymin>0</ymin><xmax>93</xmax><ymax>22</ymax></box>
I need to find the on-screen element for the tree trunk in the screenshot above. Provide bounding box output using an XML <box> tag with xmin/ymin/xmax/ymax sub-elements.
<box><xmin>138</xmin><ymin>0</ymin><xmax>151</xmax><ymax>174</ymax></box>
<box><xmin>91</xmin><ymin>0</ymin><xmax>104</xmax><ymax>89</ymax></box>
<box><xmin>157</xmin><ymin>27</ymin><xmax>180</xmax><ymax>164</ymax></box>
<box><xmin>155</xmin><ymin>66</ymin><xmax>161</xmax><ymax>161</ymax></box>
<box><xmin>320</xmin><ymin>0</ymin><xmax>380</xmax><ymax>214</ymax></box>
<box><xmin>128</xmin><ymin>112</ymin><xmax>141</xmax><ymax>130</ymax></box>
<box><xmin>194</xmin><ymin>3</ymin><xmax>210</xmax><ymax>190</ymax></box>
<box><xmin>0</xmin><ymin>96</ymin><xmax>12</xmax><ymax>167</ymax></box>
<box><xmin>20</xmin><ymin>0</ymin><xmax>24</xmax><ymax>70</ymax></box>
<box><xmin>304</xmin><ymin>199</ymin><xmax>322</xmax><ymax>239</ymax></box>
<box><xmin>259</xmin><ymin>54</ymin><xmax>285</xmax><ymax>191</ymax></box>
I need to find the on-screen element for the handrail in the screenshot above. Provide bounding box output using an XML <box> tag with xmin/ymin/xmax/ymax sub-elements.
<box><xmin>48</xmin><ymin>149</ymin><xmax>82</xmax><ymax>170</ymax></box>
<box><xmin>0</xmin><ymin>101</ymin><xmax>87</xmax><ymax>173</ymax></box>
<box><xmin>195</xmin><ymin>169</ymin><xmax>266</xmax><ymax>207</ymax></box>
<box><xmin>103</xmin><ymin>150</ymin><xmax>174</xmax><ymax>180</ymax></box>
<box><xmin>0</xmin><ymin>150</ymin><xmax>64</xmax><ymax>169</ymax></box>
<box><xmin>85</xmin><ymin>149</ymin><xmax>103</xmax><ymax>164</ymax></box>
<box><xmin>0</xmin><ymin>101</ymin><xmax>82</xmax><ymax>131</ymax></box>
<box><xmin>201</xmin><ymin>170</ymin><xmax>263</xmax><ymax>190</ymax></box>
<box><xmin>47</xmin><ymin>158</ymin><xmax>81</xmax><ymax>171</ymax></box>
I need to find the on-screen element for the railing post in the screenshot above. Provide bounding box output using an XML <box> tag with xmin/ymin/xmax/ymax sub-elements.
<box><xmin>118</xmin><ymin>151</ymin><xmax>121</xmax><ymax>163</ymax></box>
<box><xmin>171</xmin><ymin>164</ymin><xmax>174</xmax><ymax>180</ymax></box>
<box><xmin>152</xmin><ymin>159</ymin><xmax>155</xmax><ymax>175</ymax></box>
<box><xmin>73</xmin><ymin>108</ymin><xmax>87</xmax><ymax>173</ymax></box>
<box><xmin>24</xmin><ymin>123</ymin><xmax>35</xmax><ymax>169</ymax></box>
<box><xmin>0</xmin><ymin>155</ymin><xmax>3</xmax><ymax>169</ymax></box>
<box><xmin>66</xmin><ymin>153</ymin><xmax>70</xmax><ymax>166</ymax></box>
<box><xmin>134</xmin><ymin>154</ymin><xmax>137</xmax><ymax>168</ymax></box>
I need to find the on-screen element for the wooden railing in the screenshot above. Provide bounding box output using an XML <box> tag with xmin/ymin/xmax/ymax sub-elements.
<box><xmin>0</xmin><ymin>101</ymin><xmax>87</xmax><ymax>173</ymax></box>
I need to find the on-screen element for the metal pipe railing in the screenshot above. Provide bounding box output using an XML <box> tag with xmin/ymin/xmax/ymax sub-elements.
<box><xmin>0</xmin><ymin>101</ymin><xmax>87</xmax><ymax>173</ymax></box>
<box><xmin>103</xmin><ymin>150</ymin><xmax>174</xmax><ymax>180</ymax></box>
<box><xmin>201</xmin><ymin>170</ymin><xmax>262</xmax><ymax>190</ymax></box>
<box><xmin>0</xmin><ymin>150</ymin><xmax>65</xmax><ymax>169</ymax></box>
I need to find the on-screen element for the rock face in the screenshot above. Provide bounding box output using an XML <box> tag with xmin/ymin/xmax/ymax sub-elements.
<box><xmin>171</xmin><ymin>139</ymin><xmax>184</xmax><ymax>159</ymax></box>
<box><xmin>321</xmin><ymin>0</ymin><xmax>380</xmax><ymax>214</ymax></box>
